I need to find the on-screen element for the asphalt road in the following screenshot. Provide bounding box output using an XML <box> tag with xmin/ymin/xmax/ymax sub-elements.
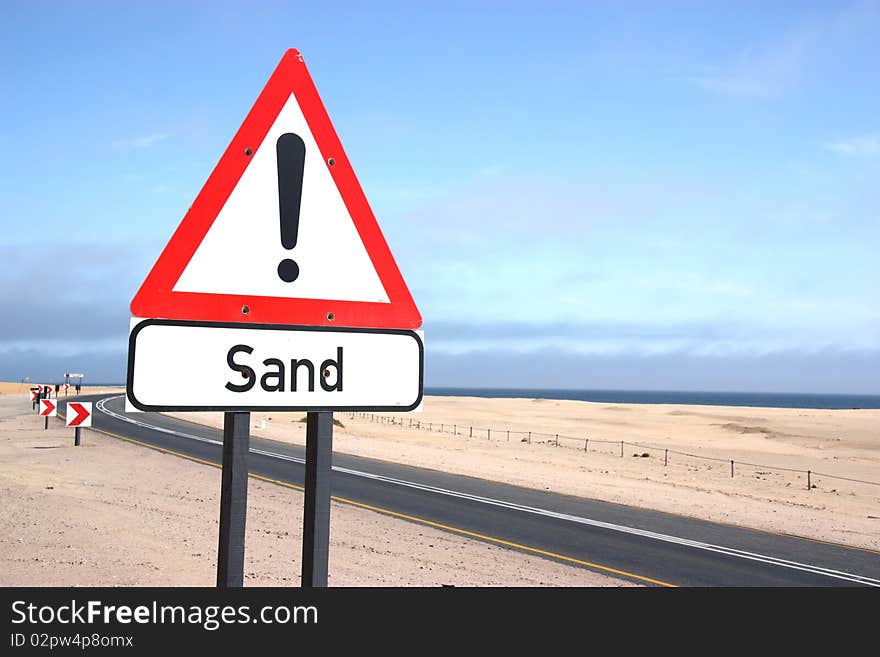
<box><xmin>57</xmin><ymin>394</ymin><xmax>880</xmax><ymax>587</ymax></box>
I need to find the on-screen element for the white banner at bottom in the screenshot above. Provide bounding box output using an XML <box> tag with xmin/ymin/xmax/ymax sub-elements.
<box><xmin>127</xmin><ymin>319</ymin><xmax>423</xmax><ymax>411</ymax></box>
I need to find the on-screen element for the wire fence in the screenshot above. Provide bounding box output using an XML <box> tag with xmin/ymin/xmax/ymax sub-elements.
<box><xmin>342</xmin><ymin>412</ymin><xmax>880</xmax><ymax>495</ymax></box>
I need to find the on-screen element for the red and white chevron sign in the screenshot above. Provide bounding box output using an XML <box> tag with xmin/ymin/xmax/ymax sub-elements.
<box><xmin>39</xmin><ymin>399</ymin><xmax>56</xmax><ymax>417</ymax></box>
<box><xmin>29</xmin><ymin>387</ymin><xmax>40</xmax><ymax>402</ymax></box>
<box><xmin>66</xmin><ymin>401</ymin><xmax>92</xmax><ymax>427</ymax></box>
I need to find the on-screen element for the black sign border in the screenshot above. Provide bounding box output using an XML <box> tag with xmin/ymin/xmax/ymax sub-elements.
<box><xmin>127</xmin><ymin>318</ymin><xmax>424</xmax><ymax>412</ymax></box>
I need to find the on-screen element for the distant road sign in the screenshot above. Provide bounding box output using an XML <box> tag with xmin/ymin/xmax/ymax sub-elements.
<box><xmin>29</xmin><ymin>387</ymin><xmax>40</xmax><ymax>402</ymax></box>
<box><xmin>66</xmin><ymin>402</ymin><xmax>92</xmax><ymax>427</ymax></box>
<box><xmin>39</xmin><ymin>399</ymin><xmax>57</xmax><ymax>417</ymax></box>
<box><xmin>127</xmin><ymin>319</ymin><xmax>423</xmax><ymax>411</ymax></box>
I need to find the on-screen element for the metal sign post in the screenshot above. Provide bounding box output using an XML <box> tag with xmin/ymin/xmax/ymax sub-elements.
<box><xmin>301</xmin><ymin>411</ymin><xmax>334</xmax><ymax>587</ymax></box>
<box><xmin>216</xmin><ymin>411</ymin><xmax>250</xmax><ymax>587</ymax></box>
<box><xmin>65</xmin><ymin>401</ymin><xmax>92</xmax><ymax>446</ymax></box>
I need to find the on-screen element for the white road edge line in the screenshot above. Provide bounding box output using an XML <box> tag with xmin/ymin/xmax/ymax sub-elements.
<box><xmin>95</xmin><ymin>395</ymin><xmax>880</xmax><ymax>587</ymax></box>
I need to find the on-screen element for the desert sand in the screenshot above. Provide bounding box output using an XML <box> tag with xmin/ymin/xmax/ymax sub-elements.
<box><xmin>0</xmin><ymin>393</ymin><xmax>625</xmax><ymax>586</ymax></box>
<box><xmin>167</xmin><ymin>395</ymin><xmax>880</xmax><ymax>551</ymax></box>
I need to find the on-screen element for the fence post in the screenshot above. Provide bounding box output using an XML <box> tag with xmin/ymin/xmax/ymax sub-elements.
<box><xmin>730</xmin><ymin>460</ymin><xmax>734</xmax><ymax>478</ymax></box>
<box><xmin>454</xmin><ymin>424</ymin><xmax>457</xmax><ymax>435</ymax></box>
<box><xmin>528</xmin><ymin>431</ymin><xmax>531</xmax><ymax>444</ymax></box>
<box><xmin>664</xmin><ymin>449</ymin><xmax>668</xmax><ymax>466</ymax></box>
<box><xmin>555</xmin><ymin>434</ymin><xmax>558</xmax><ymax>446</ymax></box>
<box><xmin>620</xmin><ymin>441</ymin><xmax>624</xmax><ymax>458</ymax></box>
<box><xmin>469</xmin><ymin>426</ymin><xmax>472</xmax><ymax>438</ymax></box>
<box><xmin>584</xmin><ymin>438</ymin><xmax>588</xmax><ymax>452</ymax></box>
<box><xmin>507</xmin><ymin>430</ymin><xmax>510</xmax><ymax>441</ymax></box>
<box><xmin>487</xmin><ymin>428</ymin><xmax>491</xmax><ymax>440</ymax></box>
<box><xmin>807</xmin><ymin>470</ymin><xmax>811</xmax><ymax>490</ymax></box>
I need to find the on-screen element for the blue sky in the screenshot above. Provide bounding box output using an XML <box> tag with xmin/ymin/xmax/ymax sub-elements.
<box><xmin>1</xmin><ymin>1</ymin><xmax>877</xmax><ymax>392</ymax></box>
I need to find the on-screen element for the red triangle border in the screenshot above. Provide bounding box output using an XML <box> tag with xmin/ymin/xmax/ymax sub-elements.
<box><xmin>130</xmin><ymin>49</ymin><xmax>421</xmax><ymax>330</ymax></box>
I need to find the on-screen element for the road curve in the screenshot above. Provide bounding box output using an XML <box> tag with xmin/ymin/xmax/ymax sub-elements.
<box><xmin>60</xmin><ymin>394</ymin><xmax>880</xmax><ymax>587</ymax></box>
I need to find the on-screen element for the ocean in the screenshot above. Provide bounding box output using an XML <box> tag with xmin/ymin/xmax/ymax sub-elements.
<box><xmin>424</xmin><ymin>387</ymin><xmax>880</xmax><ymax>410</ymax></box>
<box><xmin>86</xmin><ymin>383</ymin><xmax>880</xmax><ymax>410</ymax></box>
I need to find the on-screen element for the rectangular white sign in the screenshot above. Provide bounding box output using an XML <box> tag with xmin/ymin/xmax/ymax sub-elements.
<box><xmin>127</xmin><ymin>319</ymin><xmax>423</xmax><ymax>411</ymax></box>
<box><xmin>65</xmin><ymin>401</ymin><xmax>92</xmax><ymax>427</ymax></box>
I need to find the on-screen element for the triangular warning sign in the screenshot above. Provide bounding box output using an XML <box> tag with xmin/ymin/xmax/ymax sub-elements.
<box><xmin>131</xmin><ymin>49</ymin><xmax>421</xmax><ymax>329</ymax></box>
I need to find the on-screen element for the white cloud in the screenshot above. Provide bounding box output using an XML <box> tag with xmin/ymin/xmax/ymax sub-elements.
<box><xmin>693</xmin><ymin>27</ymin><xmax>816</xmax><ymax>98</ymax></box>
<box><xmin>826</xmin><ymin>134</ymin><xmax>880</xmax><ymax>157</ymax></box>
<box><xmin>692</xmin><ymin>3</ymin><xmax>878</xmax><ymax>99</ymax></box>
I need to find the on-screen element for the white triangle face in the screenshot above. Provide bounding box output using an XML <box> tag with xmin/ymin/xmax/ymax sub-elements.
<box><xmin>172</xmin><ymin>93</ymin><xmax>390</xmax><ymax>303</ymax></box>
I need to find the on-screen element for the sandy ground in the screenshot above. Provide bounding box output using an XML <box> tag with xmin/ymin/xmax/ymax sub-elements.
<box><xmin>0</xmin><ymin>394</ymin><xmax>626</xmax><ymax>586</ymax></box>
<box><xmin>3</xmin><ymin>377</ymin><xmax>877</xmax><ymax>587</ymax></box>
<box><xmin>165</xmin><ymin>395</ymin><xmax>880</xmax><ymax>551</ymax></box>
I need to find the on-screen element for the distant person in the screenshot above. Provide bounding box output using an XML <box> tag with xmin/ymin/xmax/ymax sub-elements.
<box><xmin>75</xmin><ymin>384</ymin><xmax>81</xmax><ymax>394</ymax></box>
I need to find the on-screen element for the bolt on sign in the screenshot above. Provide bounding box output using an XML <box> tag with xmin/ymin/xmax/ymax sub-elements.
<box><xmin>127</xmin><ymin>49</ymin><xmax>423</xmax><ymax>412</ymax></box>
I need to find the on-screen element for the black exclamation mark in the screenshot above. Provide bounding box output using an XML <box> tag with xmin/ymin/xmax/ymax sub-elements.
<box><xmin>276</xmin><ymin>132</ymin><xmax>306</xmax><ymax>282</ymax></box>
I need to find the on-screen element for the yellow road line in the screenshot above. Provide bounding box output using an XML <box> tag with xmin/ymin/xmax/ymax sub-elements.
<box><xmin>89</xmin><ymin>427</ymin><xmax>224</xmax><ymax>471</ymax></box>
<box><xmin>330</xmin><ymin>494</ymin><xmax>675</xmax><ymax>586</ymax></box>
<box><xmin>87</xmin><ymin>425</ymin><xmax>675</xmax><ymax>587</ymax></box>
